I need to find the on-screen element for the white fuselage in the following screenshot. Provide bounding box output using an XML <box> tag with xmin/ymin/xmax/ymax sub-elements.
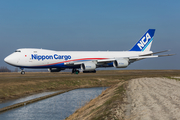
<box><xmin>4</xmin><ymin>48</ymin><xmax>152</xmax><ymax>69</ymax></box>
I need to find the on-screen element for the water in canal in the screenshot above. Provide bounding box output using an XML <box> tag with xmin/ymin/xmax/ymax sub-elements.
<box><xmin>0</xmin><ymin>87</ymin><xmax>107</xmax><ymax>120</ymax></box>
<box><xmin>0</xmin><ymin>91</ymin><xmax>59</xmax><ymax>109</ymax></box>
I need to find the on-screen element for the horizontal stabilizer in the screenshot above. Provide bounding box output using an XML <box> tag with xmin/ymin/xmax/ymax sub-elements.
<box><xmin>140</xmin><ymin>50</ymin><xmax>170</xmax><ymax>56</ymax></box>
<box><xmin>158</xmin><ymin>54</ymin><xmax>175</xmax><ymax>57</ymax></box>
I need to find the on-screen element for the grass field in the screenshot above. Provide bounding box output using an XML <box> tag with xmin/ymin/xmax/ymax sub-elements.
<box><xmin>0</xmin><ymin>70</ymin><xmax>180</xmax><ymax>102</ymax></box>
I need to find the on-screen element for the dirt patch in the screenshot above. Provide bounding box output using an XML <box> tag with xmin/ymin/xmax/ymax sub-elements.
<box><xmin>126</xmin><ymin>77</ymin><xmax>180</xmax><ymax>120</ymax></box>
<box><xmin>173</xmin><ymin>76</ymin><xmax>180</xmax><ymax>79</ymax></box>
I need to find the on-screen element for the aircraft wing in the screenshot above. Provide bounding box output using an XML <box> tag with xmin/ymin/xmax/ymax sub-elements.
<box><xmin>97</xmin><ymin>52</ymin><xmax>174</xmax><ymax>62</ymax></box>
<box><xmin>64</xmin><ymin>51</ymin><xmax>175</xmax><ymax>66</ymax></box>
<box><xmin>64</xmin><ymin>58</ymin><xmax>115</xmax><ymax>66</ymax></box>
<box><xmin>64</xmin><ymin>56</ymin><xmax>158</xmax><ymax>66</ymax></box>
<box><xmin>129</xmin><ymin>55</ymin><xmax>158</xmax><ymax>60</ymax></box>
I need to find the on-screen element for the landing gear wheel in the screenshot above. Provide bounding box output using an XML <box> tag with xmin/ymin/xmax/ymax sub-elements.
<box><xmin>72</xmin><ymin>69</ymin><xmax>79</xmax><ymax>74</ymax></box>
<box><xmin>75</xmin><ymin>70</ymin><xmax>79</xmax><ymax>74</ymax></box>
<box><xmin>21</xmin><ymin>71</ymin><xmax>25</xmax><ymax>75</ymax></box>
<box><xmin>20</xmin><ymin>68</ymin><xmax>25</xmax><ymax>75</ymax></box>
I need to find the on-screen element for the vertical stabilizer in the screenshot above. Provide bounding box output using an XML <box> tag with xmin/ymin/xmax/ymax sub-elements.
<box><xmin>130</xmin><ymin>29</ymin><xmax>155</xmax><ymax>51</ymax></box>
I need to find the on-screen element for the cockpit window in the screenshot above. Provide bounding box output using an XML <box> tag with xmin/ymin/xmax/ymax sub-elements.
<box><xmin>15</xmin><ymin>50</ymin><xmax>21</xmax><ymax>52</ymax></box>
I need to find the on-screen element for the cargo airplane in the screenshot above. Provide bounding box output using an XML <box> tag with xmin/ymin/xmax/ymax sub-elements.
<box><xmin>4</xmin><ymin>29</ymin><xmax>173</xmax><ymax>74</ymax></box>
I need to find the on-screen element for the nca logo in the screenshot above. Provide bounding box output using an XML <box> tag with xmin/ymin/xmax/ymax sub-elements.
<box><xmin>137</xmin><ymin>33</ymin><xmax>151</xmax><ymax>50</ymax></box>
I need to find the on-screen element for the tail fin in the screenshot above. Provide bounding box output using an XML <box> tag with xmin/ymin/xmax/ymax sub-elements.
<box><xmin>130</xmin><ymin>29</ymin><xmax>155</xmax><ymax>51</ymax></box>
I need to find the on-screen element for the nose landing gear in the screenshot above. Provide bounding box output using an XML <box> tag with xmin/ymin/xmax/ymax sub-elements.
<box><xmin>21</xmin><ymin>71</ymin><xmax>25</xmax><ymax>75</ymax></box>
<box><xmin>20</xmin><ymin>68</ymin><xmax>25</xmax><ymax>75</ymax></box>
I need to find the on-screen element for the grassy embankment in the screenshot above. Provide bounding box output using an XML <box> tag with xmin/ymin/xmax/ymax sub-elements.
<box><xmin>0</xmin><ymin>70</ymin><xmax>180</xmax><ymax>102</ymax></box>
<box><xmin>66</xmin><ymin>81</ymin><xmax>127</xmax><ymax>120</ymax></box>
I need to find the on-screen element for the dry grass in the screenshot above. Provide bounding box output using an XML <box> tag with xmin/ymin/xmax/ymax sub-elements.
<box><xmin>0</xmin><ymin>70</ymin><xmax>180</xmax><ymax>102</ymax></box>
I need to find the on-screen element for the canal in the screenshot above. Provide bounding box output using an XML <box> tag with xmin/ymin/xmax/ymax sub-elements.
<box><xmin>0</xmin><ymin>87</ymin><xmax>107</xmax><ymax>120</ymax></box>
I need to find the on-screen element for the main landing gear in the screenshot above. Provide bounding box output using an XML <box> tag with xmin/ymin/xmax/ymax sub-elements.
<box><xmin>20</xmin><ymin>68</ymin><xmax>25</xmax><ymax>75</ymax></box>
<box><xmin>72</xmin><ymin>68</ymin><xmax>80</xmax><ymax>74</ymax></box>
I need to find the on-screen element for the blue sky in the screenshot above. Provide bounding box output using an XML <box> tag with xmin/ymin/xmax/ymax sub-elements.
<box><xmin>0</xmin><ymin>0</ymin><xmax>179</xmax><ymax>70</ymax></box>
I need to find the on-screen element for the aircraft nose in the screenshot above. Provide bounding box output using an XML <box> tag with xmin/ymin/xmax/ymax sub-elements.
<box><xmin>4</xmin><ymin>56</ymin><xmax>11</xmax><ymax>64</ymax></box>
<box><xmin>4</xmin><ymin>54</ymin><xmax>17</xmax><ymax>65</ymax></box>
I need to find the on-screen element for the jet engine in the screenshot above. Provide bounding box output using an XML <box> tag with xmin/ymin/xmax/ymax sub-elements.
<box><xmin>113</xmin><ymin>58</ymin><xmax>129</xmax><ymax>68</ymax></box>
<box><xmin>48</xmin><ymin>68</ymin><xmax>65</xmax><ymax>72</ymax></box>
<box><xmin>81</xmin><ymin>62</ymin><xmax>96</xmax><ymax>71</ymax></box>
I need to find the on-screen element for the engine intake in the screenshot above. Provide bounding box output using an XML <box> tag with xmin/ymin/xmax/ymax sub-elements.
<box><xmin>81</xmin><ymin>62</ymin><xmax>96</xmax><ymax>71</ymax></box>
<box><xmin>113</xmin><ymin>58</ymin><xmax>129</xmax><ymax>68</ymax></box>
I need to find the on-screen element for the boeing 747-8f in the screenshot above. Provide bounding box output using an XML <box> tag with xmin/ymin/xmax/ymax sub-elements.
<box><xmin>4</xmin><ymin>29</ymin><xmax>173</xmax><ymax>74</ymax></box>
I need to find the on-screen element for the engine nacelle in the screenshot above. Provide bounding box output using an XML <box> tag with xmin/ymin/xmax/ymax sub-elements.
<box><xmin>48</xmin><ymin>68</ymin><xmax>64</xmax><ymax>72</ymax></box>
<box><xmin>81</xmin><ymin>62</ymin><xmax>96</xmax><ymax>71</ymax></box>
<box><xmin>113</xmin><ymin>58</ymin><xmax>129</xmax><ymax>68</ymax></box>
